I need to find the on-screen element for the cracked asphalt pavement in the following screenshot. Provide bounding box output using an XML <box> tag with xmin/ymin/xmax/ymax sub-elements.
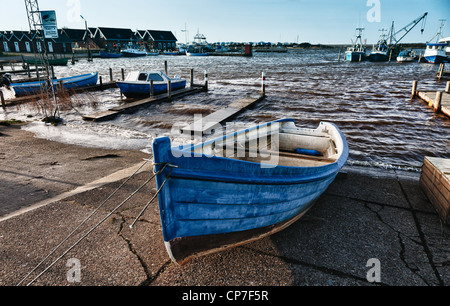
<box><xmin>0</xmin><ymin>126</ymin><xmax>448</xmax><ymax>286</ymax></box>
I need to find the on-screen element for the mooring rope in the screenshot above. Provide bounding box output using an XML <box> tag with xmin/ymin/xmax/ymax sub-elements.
<box><xmin>19</xmin><ymin>161</ymin><xmax>171</xmax><ymax>286</ymax></box>
<box><xmin>129</xmin><ymin>164</ymin><xmax>176</xmax><ymax>229</ymax></box>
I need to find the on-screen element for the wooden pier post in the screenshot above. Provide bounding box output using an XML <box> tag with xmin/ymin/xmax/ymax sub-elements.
<box><xmin>99</xmin><ymin>76</ymin><xmax>103</xmax><ymax>88</ymax></box>
<box><xmin>261</xmin><ymin>72</ymin><xmax>266</xmax><ymax>97</ymax></box>
<box><xmin>190</xmin><ymin>69</ymin><xmax>194</xmax><ymax>88</ymax></box>
<box><xmin>109</xmin><ymin>68</ymin><xmax>113</xmax><ymax>82</ymax></box>
<box><xmin>51</xmin><ymin>66</ymin><xmax>55</xmax><ymax>79</ymax></box>
<box><xmin>0</xmin><ymin>91</ymin><xmax>5</xmax><ymax>110</ymax></box>
<box><xmin>26</xmin><ymin>64</ymin><xmax>31</xmax><ymax>78</ymax></box>
<box><xmin>204</xmin><ymin>70</ymin><xmax>208</xmax><ymax>92</ymax></box>
<box><xmin>434</xmin><ymin>91</ymin><xmax>442</xmax><ymax>112</ymax></box>
<box><xmin>149</xmin><ymin>80</ymin><xmax>154</xmax><ymax>97</ymax></box>
<box><xmin>418</xmin><ymin>52</ymin><xmax>423</xmax><ymax>63</ymax></box>
<box><xmin>164</xmin><ymin>61</ymin><xmax>168</xmax><ymax>75</ymax></box>
<box><xmin>121</xmin><ymin>68</ymin><xmax>125</xmax><ymax>81</ymax></box>
<box><xmin>411</xmin><ymin>80</ymin><xmax>418</xmax><ymax>100</ymax></box>
<box><xmin>167</xmin><ymin>80</ymin><xmax>172</xmax><ymax>100</ymax></box>
<box><xmin>446</xmin><ymin>81</ymin><xmax>450</xmax><ymax>93</ymax></box>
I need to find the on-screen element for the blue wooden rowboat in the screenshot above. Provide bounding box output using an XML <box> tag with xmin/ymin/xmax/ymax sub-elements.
<box><xmin>116</xmin><ymin>71</ymin><xmax>187</xmax><ymax>98</ymax></box>
<box><xmin>11</xmin><ymin>72</ymin><xmax>98</xmax><ymax>97</ymax></box>
<box><xmin>152</xmin><ymin>119</ymin><xmax>349</xmax><ymax>265</ymax></box>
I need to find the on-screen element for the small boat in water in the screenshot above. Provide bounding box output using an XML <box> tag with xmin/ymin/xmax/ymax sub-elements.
<box><xmin>152</xmin><ymin>119</ymin><xmax>349</xmax><ymax>265</ymax></box>
<box><xmin>397</xmin><ymin>49</ymin><xmax>417</xmax><ymax>62</ymax></box>
<box><xmin>121</xmin><ymin>44</ymin><xmax>148</xmax><ymax>57</ymax></box>
<box><xmin>345</xmin><ymin>28</ymin><xmax>366</xmax><ymax>62</ymax></box>
<box><xmin>11</xmin><ymin>72</ymin><xmax>98</xmax><ymax>96</ymax></box>
<box><xmin>99</xmin><ymin>51</ymin><xmax>122</xmax><ymax>58</ymax></box>
<box><xmin>186</xmin><ymin>51</ymin><xmax>210</xmax><ymax>56</ymax></box>
<box><xmin>116</xmin><ymin>70</ymin><xmax>186</xmax><ymax>98</ymax></box>
<box><xmin>24</xmin><ymin>57</ymin><xmax>69</xmax><ymax>66</ymax></box>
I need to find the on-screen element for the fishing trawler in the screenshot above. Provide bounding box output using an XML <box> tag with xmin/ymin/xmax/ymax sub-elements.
<box><xmin>424</xmin><ymin>20</ymin><xmax>449</xmax><ymax>64</ymax></box>
<box><xmin>345</xmin><ymin>28</ymin><xmax>366</xmax><ymax>62</ymax></box>
<box><xmin>369</xmin><ymin>29</ymin><xmax>389</xmax><ymax>62</ymax></box>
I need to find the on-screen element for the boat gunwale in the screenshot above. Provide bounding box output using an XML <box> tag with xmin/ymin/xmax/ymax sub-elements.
<box><xmin>169</xmin><ymin>119</ymin><xmax>348</xmax><ymax>172</ymax></box>
<box><xmin>11</xmin><ymin>72</ymin><xmax>98</xmax><ymax>88</ymax></box>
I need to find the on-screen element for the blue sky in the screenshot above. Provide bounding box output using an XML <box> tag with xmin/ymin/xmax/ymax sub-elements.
<box><xmin>1</xmin><ymin>0</ymin><xmax>449</xmax><ymax>44</ymax></box>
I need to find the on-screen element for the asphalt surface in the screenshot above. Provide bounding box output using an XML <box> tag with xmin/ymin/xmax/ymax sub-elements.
<box><xmin>0</xmin><ymin>126</ymin><xmax>448</xmax><ymax>287</ymax></box>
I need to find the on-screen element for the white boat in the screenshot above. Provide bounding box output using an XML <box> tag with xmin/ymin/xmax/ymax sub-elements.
<box><xmin>424</xmin><ymin>20</ymin><xmax>449</xmax><ymax>64</ymax></box>
<box><xmin>424</xmin><ymin>43</ymin><xmax>448</xmax><ymax>64</ymax></box>
<box><xmin>397</xmin><ymin>49</ymin><xmax>416</xmax><ymax>62</ymax></box>
<box><xmin>439</xmin><ymin>37</ymin><xmax>450</xmax><ymax>55</ymax></box>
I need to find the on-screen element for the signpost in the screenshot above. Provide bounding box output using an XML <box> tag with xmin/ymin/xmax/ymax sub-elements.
<box><xmin>41</xmin><ymin>10</ymin><xmax>59</xmax><ymax>39</ymax></box>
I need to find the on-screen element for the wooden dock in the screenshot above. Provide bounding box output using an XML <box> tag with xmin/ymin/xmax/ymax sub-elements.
<box><xmin>420</xmin><ymin>157</ymin><xmax>450</xmax><ymax>225</ymax></box>
<box><xmin>182</xmin><ymin>95</ymin><xmax>265</xmax><ymax>135</ymax></box>
<box><xmin>412</xmin><ymin>80</ymin><xmax>450</xmax><ymax>118</ymax></box>
<box><xmin>1</xmin><ymin>81</ymin><xmax>117</xmax><ymax>108</ymax></box>
<box><xmin>82</xmin><ymin>85</ymin><xmax>206</xmax><ymax>122</ymax></box>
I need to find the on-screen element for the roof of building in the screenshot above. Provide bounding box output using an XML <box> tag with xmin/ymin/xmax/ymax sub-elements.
<box><xmin>95</xmin><ymin>27</ymin><xmax>137</xmax><ymax>41</ymax></box>
<box><xmin>147</xmin><ymin>30</ymin><xmax>177</xmax><ymax>42</ymax></box>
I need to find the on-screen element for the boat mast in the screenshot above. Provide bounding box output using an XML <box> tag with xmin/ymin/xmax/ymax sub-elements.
<box><xmin>429</xmin><ymin>19</ymin><xmax>446</xmax><ymax>43</ymax></box>
<box><xmin>23</xmin><ymin>0</ymin><xmax>60</xmax><ymax>121</ymax></box>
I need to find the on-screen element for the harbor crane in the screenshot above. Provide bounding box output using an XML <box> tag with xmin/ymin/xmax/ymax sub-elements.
<box><xmin>388</xmin><ymin>12</ymin><xmax>428</xmax><ymax>50</ymax></box>
<box><xmin>23</xmin><ymin>0</ymin><xmax>60</xmax><ymax>122</ymax></box>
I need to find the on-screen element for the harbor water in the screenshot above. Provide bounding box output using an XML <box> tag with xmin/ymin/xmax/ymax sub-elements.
<box><xmin>2</xmin><ymin>49</ymin><xmax>449</xmax><ymax>170</ymax></box>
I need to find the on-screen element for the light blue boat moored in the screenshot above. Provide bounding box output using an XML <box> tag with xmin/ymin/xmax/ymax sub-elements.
<box><xmin>152</xmin><ymin>119</ymin><xmax>349</xmax><ymax>265</ymax></box>
<box><xmin>11</xmin><ymin>72</ymin><xmax>98</xmax><ymax>97</ymax></box>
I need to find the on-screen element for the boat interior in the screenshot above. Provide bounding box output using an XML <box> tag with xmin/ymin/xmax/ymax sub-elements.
<box><xmin>193</xmin><ymin>122</ymin><xmax>342</xmax><ymax>168</ymax></box>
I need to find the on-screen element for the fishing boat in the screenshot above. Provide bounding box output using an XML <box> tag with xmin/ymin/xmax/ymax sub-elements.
<box><xmin>121</xmin><ymin>48</ymin><xmax>148</xmax><ymax>57</ymax></box>
<box><xmin>424</xmin><ymin>20</ymin><xmax>449</xmax><ymax>64</ymax></box>
<box><xmin>424</xmin><ymin>43</ymin><xmax>448</xmax><ymax>64</ymax></box>
<box><xmin>116</xmin><ymin>70</ymin><xmax>186</xmax><ymax>98</ymax></box>
<box><xmin>345</xmin><ymin>28</ymin><xmax>366</xmax><ymax>62</ymax></box>
<box><xmin>397</xmin><ymin>49</ymin><xmax>416</xmax><ymax>62</ymax></box>
<box><xmin>11</xmin><ymin>72</ymin><xmax>98</xmax><ymax>97</ymax></box>
<box><xmin>24</xmin><ymin>57</ymin><xmax>69</xmax><ymax>66</ymax></box>
<box><xmin>369</xmin><ymin>30</ymin><xmax>389</xmax><ymax>62</ymax></box>
<box><xmin>186</xmin><ymin>51</ymin><xmax>210</xmax><ymax>56</ymax></box>
<box><xmin>99</xmin><ymin>51</ymin><xmax>122</xmax><ymax>58</ymax></box>
<box><xmin>152</xmin><ymin>119</ymin><xmax>349</xmax><ymax>265</ymax></box>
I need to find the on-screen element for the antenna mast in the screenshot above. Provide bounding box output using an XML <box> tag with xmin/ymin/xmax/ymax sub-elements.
<box><xmin>23</xmin><ymin>0</ymin><xmax>60</xmax><ymax>122</ymax></box>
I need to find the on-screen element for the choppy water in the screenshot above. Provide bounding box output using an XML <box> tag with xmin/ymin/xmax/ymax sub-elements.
<box><xmin>1</xmin><ymin>49</ymin><xmax>449</xmax><ymax>170</ymax></box>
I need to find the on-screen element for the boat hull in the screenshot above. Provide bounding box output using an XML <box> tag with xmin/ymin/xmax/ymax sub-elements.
<box><xmin>186</xmin><ymin>52</ymin><xmax>209</xmax><ymax>56</ymax></box>
<box><xmin>369</xmin><ymin>52</ymin><xmax>389</xmax><ymax>62</ymax></box>
<box><xmin>424</xmin><ymin>55</ymin><xmax>448</xmax><ymax>64</ymax></box>
<box><xmin>24</xmin><ymin>58</ymin><xmax>69</xmax><ymax>66</ymax></box>
<box><xmin>121</xmin><ymin>50</ymin><xmax>147</xmax><ymax>57</ymax></box>
<box><xmin>345</xmin><ymin>51</ymin><xmax>366</xmax><ymax>62</ymax></box>
<box><xmin>11</xmin><ymin>73</ymin><xmax>98</xmax><ymax>96</ymax></box>
<box><xmin>99</xmin><ymin>51</ymin><xmax>122</xmax><ymax>58</ymax></box>
<box><xmin>116</xmin><ymin>79</ymin><xmax>187</xmax><ymax>98</ymax></box>
<box><xmin>153</xmin><ymin>119</ymin><xmax>349</xmax><ymax>265</ymax></box>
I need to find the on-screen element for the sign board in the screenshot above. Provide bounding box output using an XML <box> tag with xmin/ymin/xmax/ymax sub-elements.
<box><xmin>41</xmin><ymin>10</ymin><xmax>59</xmax><ymax>39</ymax></box>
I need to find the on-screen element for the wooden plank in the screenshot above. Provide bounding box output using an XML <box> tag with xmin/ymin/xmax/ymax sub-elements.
<box><xmin>83</xmin><ymin>85</ymin><xmax>206</xmax><ymax>122</ymax></box>
<box><xmin>182</xmin><ymin>95</ymin><xmax>265</xmax><ymax>135</ymax></box>
<box><xmin>420</xmin><ymin>157</ymin><xmax>450</xmax><ymax>224</ymax></box>
<box><xmin>81</xmin><ymin>110</ymin><xmax>120</xmax><ymax>122</ymax></box>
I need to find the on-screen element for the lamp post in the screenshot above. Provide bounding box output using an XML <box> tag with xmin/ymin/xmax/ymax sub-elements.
<box><xmin>80</xmin><ymin>15</ymin><xmax>92</xmax><ymax>62</ymax></box>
